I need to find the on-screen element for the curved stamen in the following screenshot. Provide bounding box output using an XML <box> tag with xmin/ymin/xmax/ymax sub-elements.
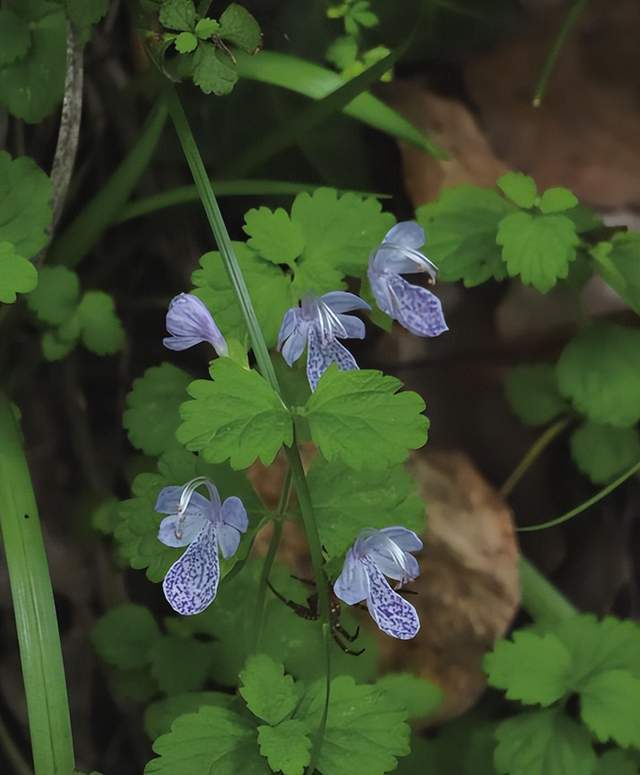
<box><xmin>175</xmin><ymin>476</ymin><xmax>213</xmax><ymax>539</ymax></box>
<box><xmin>378</xmin><ymin>242</ymin><xmax>439</xmax><ymax>282</ymax></box>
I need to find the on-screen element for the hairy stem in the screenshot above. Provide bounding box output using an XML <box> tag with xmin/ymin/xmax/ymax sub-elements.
<box><xmin>253</xmin><ymin>469</ymin><xmax>293</xmax><ymax>651</ymax></box>
<box><xmin>165</xmin><ymin>84</ymin><xmax>331</xmax><ymax>774</ymax></box>
<box><xmin>519</xmin><ymin>458</ymin><xmax>640</xmax><ymax>533</ymax></box>
<box><xmin>500</xmin><ymin>417</ymin><xmax>571</xmax><ymax>498</ymax></box>
<box><xmin>0</xmin><ymin>395</ymin><xmax>75</xmax><ymax>774</ymax></box>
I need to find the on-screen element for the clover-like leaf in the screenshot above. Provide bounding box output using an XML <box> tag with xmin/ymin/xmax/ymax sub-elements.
<box><xmin>556</xmin><ymin>323</ymin><xmax>640</xmax><ymax>428</ymax></box>
<box><xmin>505</xmin><ymin>363</ymin><xmax>568</xmax><ymax>426</ymax></box>
<box><xmin>92</xmin><ymin>604</ymin><xmax>160</xmax><ymax>671</ymax></box>
<box><xmin>144</xmin><ymin>692</ymin><xmax>236</xmax><ymax>740</ymax></box>
<box><xmin>592</xmin><ymin>233</ymin><xmax>640</xmax><ymax>316</ymax></box>
<box><xmin>417</xmin><ymin>185</ymin><xmax>513</xmax><ymax>286</ymax></box>
<box><xmin>307</xmin><ymin>456</ymin><xmax>425</xmax><ymax>559</ymax></box>
<box><xmin>26</xmin><ymin>266</ymin><xmax>79</xmax><ymax>324</ymax></box>
<box><xmin>159</xmin><ymin>0</ymin><xmax>196</xmax><ymax>31</ymax></box>
<box><xmin>218</xmin><ymin>3</ymin><xmax>262</xmax><ymax>53</ymax></box>
<box><xmin>539</xmin><ymin>187</ymin><xmax>578</xmax><ymax>214</ymax></box>
<box><xmin>580</xmin><ymin>670</ymin><xmax>640</xmax><ymax>748</ymax></box>
<box><xmin>175</xmin><ymin>31</ymin><xmax>198</xmax><ymax>53</ymax></box>
<box><xmin>497</xmin><ymin>211</ymin><xmax>579</xmax><ymax>293</ymax></box>
<box><xmin>239</xmin><ymin>654</ymin><xmax>300</xmax><ymax>725</ymax></box>
<box><xmin>495</xmin><ymin>710</ymin><xmax>596</xmax><ymax>775</ymax></box>
<box><xmin>0</xmin><ymin>151</ymin><xmax>52</xmax><ymax>258</ymax></box>
<box><xmin>0</xmin><ymin>242</ymin><xmax>37</xmax><ymax>303</ymax></box>
<box><xmin>178</xmin><ymin>359</ymin><xmax>293</xmax><ymax>469</ymax></box>
<box><xmin>485</xmin><ymin>631</ymin><xmax>573</xmax><ymax>707</ymax></box>
<box><xmin>193</xmin><ymin>42</ymin><xmax>238</xmax><ymax>96</ymax></box>
<box><xmin>145</xmin><ymin>706</ymin><xmax>268</xmax><ymax>774</ymax></box>
<box><xmin>123</xmin><ymin>363</ymin><xmax>191</xmax><ymax>456</ymax></box>
<box><xmin>570</xmin><ymin>421</ymin><xmax>640</xmax><ymax>484</ymax></box>
<box><xmin>257</xmin><ymin>720</ymin><xmax>311</xmax><ymax>775</ymax></box>
<box><xmin>192</xmin><ymin>243</ymin><xmax>292</xmax><ymax>348</ymax></box>
<box><xmin>497</xmin><ymin>171</ymin><xmax>537</xmax><ymax>209</ymax></box>
<box><xmin>302</xmin><ymin>367</ymin><xmax>428</xmax><ymax>470</ymax></box>
<box><xmin>77</xmin><ymin>291</ymin><xmax>125</xmax><ymax>355</ymax></box>
<box><xmin>295</xmin><ymin>675</ymin><xmax>410</xmax><ymax>775</ymax></box>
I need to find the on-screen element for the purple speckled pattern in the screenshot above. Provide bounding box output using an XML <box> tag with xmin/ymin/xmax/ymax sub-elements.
<box><xmin>386</xmin><ymin>273</ymin><xmax>448</xmax><ymax>338</ymax></box>
<box><xmin>306</xmin><ymin>326</ymin><xmax>358</xmax><ymax>391</ymax></box>
<box><xmin>162</xmin><ymin>521</ymin><xmax>220</xmax><ymax>616</ymax></box>
<box><xmin>362</xmin><ymin>556</ymin><xmax>420</xmax><ymax>640</ymax></box>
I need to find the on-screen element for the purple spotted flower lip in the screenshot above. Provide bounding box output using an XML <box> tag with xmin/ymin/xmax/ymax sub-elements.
<box><xmin>163</xmin><ymin>293</ymin><xmax>228</xmax><ymax>356</ymax></box>
<box><xmin>277</xmin><ymin>291</ymin><xmax>370</xmax><ymax>391</ymax></box>
<box><xmin>368</xmin><ymin>221</ymin><xmax>448</xmax><ymax>338</ymax></box>
<box><xmin>333</xmin><ymin>527</ymin><xmax>422</xmax><ymax>640</ymax></box>
<box><xmin>156</xmin><ymin>476</ymin><xmax>248</xmax><ymax>615</ymax></box>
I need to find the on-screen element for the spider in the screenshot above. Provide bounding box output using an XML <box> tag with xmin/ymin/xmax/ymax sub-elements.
<box><xmin>267</xmin><ymin>576</ymin><xmax>365</xmax><ymax>656</ymax></box>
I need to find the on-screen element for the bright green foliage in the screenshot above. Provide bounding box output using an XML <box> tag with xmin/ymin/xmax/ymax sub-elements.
<box><xmin>177</xmin><ymin>359</ymin><xmax>293</xmax><ymax>469</ymax></box>
<box><xmin>145</xmin><ymin>706</ymin><xmax>268</xmax><ymax>774</ymax></box>
<box><xmin>579</xmin><ymin>670</ymin><xmax>640</xmax><ymax>747</ymax></box>
<box><xmin>175</xmin><ymin>31</ymin><xmax>198</xmax><ymax>53</ymax></box>
<box><xmin>92</xmin><ymin>604</ymin><xmax>160</xmax><ymax>671</ymax></box>
<box><xmin>115</xmin><ymin>448</ymin><xmax>259</xmax><ymax>581</ymax></box>
<box><xmin>144</xmin><ymin>692</ymin><xmax>236</xmax><ymax>739</ymax></box>
<box><xmin>0</xmin><ymin>5</ymin><xmax>66</xmax><ymax>122</ymax></box>
<box><xmin>0</xmin><ymin>242</ymin><xmax>37</xmax><ymax>303</ymax></box>
<box><xmin>556</xmin><ymin>324</ymin><xmax>640</xmax><ymax>428</ymax></box>
<box><xmin>494</xmin><ymin>710</ymin><xmax>597</xmax><ymax>775</ymax></box>
<box><xmin>27</xmin><ymin>266</ymin><xmax>79</xmax><ymax>325</ymax></box>
<box><xmin>192</xmin><ymin>44</ymin><xmax>238</xmax><ymax>95</ymax></box>
<box><xmin>295</xmin><ymin>675</ymin><xmax>410</xmax><ymax>775</ymax></box>
<box><xmin>484</xmin><ymin>631</ymin><xmax>572</xmax><ymax>707</ymax></box>
<box><xmin>570</xmin><ymin>421</ymin><xmax>640</xmax><ymax>484</ymax></box>
<box><xmin>497</xmin><ymin>211</ymin><xmax>579</xmax><ymax>293</ymax></box>
<box><xmin>239</xmin><ymin>654</ymin><xmax>300</xmax><ymax>725</ymax></box>
<box><xmin>302</xmin><ymin>367</ymin><xmax>428</xmax><ymax>470</ymax></box>
<box><xmin>306</xmin><ymin>456</ymin><xmax>425</xmax><ymax>559</ymax></box>
<box><xmin>539</xmin><ymin>187</ymin><xmax>578</xmax><ymax>214</ymax></box>
<box><xmin>0</xmin><ymin>152</ymin><xmax>52</xmax><ymax>258</ymax></box>
<box><xmin>257</xmin><ymin>720</ymin><xmax>311</xmax><ymax>775</ymax></box>
<box><xmin>328</xmin><ymin>0</ymin><xmax>379</xmax><ymax>35</ymax></box>
<box><xmin>592</xmin><ymin>233</ymin><xmax>640</xmax><ymax>315</ymax></box>
<box><xmin>596</xmin><ymin>750</ymin><xmax>639</xmax><ymax>775</ymax></box>
<box><xmin>497</xmin><ymin>172</ymin><xmax>538</xmax><ymax>209</ymax></box>
<box><xmin>505</xmin><ymin>363</ymin><xmax>567</xmax><ymax>426</ymax></box>
<box><xmin>376</xmin><ymin>673</ymin><xmax>442</xmax><ymax>721</ymax></box>
<box><xmin>218</xmin><ymin>3</ymin><xmax>262</xmax><ymax>52</ymax></box>
<box><xmin>192</xmin><ymin>243</ymin><xmax>292</xmax><ymax>348</ymax></box>
<box><xmin>159</xmin><ymin>0</ymin><xmax>197</xmax><ymax>30</ymax></box>
<box><xmin>417</xmin><ymin>186</ymin><xmax>513</xmax><ymax>286</ymax></box>
<box><xmin>123</xmin><ymin>363</ymin><xmax>191</xmax><ymax>456</ymax></box>
<box><xmin>195</xmin><ymin>18</ymin><xmax>219</xmax><ymax>39</ymax></box>
<box><xmin>243</xmin><ymin>207</ymin><xmax>305</xmax><ymax>266</ymax></box>
<box><xmin>77</xmin><ymin>291</ymin><xmax>125</xmax><ymax>354</ymax></box>
<box><xmin>0</xmin><ymin>9</ymin><xmax>31</xmax><ymax>66</ymax></box>
<box><xmin>288</xmin><ymin>187</ymin><xmax>394</xmax><ymax>280</ymax></box>
<box><xmin>149</xmin><ymin>635</ymin><xmax>214</xmax><ymax>696</ymax></box>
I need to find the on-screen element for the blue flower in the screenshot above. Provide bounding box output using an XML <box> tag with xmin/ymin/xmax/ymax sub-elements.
<box><xmin>277</xmin><ymin>291</ymin><xmax>370</xmax><ymax>391</ymax></box>
<box><xmin>163</xmin><ymin>293</ymin><xmax>228</xmax><ymax>356</ymax></box>
<box><xmin>333</xmin><ymin>526</ymin><xmax>422</xmax><ymax>640</ymax></box>
<box><xmin>156</xmin><ymin>476</ymin><xmax>248</xmax><ymax>615</ymax></box>
<box><xmin>368</xmin><ymin>222</ymin><xmax>448</xmax><ymax>337</ymax></box>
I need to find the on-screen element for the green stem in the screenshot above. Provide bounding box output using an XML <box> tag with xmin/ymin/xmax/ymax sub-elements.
<box><xmin>165</xmin><ymin>84</ymin><xmax>331</xmax><ymax>774</ymax></box>
<box><xmin>532</xmin><ymin>0</ymin><xmax>589</xmax><ymax>107</ymax></box>
<box><xmin>0</xmin><ymin>395</ymin><xmax>75</xmax><ymax>775</ymax></box>
<box><xmin>519</xmin><ymin>556</ymin><xmax>576</xmax><ymax>623</ymax></box>
<box><xmin>518</xmin><ymin>458</ymin><xmax>640</xmax><ymax>533</ymax></box>
<box><xmin>254</xmin><ymin>469</ymin><xmax>293</xmax><ymax>651</ymax></box>
<box><xmin>500</xmin><ymin>417</ymin><xmax>571</xmax><ymax>498</ymax></box>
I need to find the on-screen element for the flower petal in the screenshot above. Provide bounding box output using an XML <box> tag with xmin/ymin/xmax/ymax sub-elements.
<box><xmin>221</xmin><ymin>496</ymin><xmax>248</xmax><ymax>532</ymax></box>
<box><xmin>383</xmin><ymin>221</ymin><xmax>425</xmax><ymax>250</ymax></box>
<box><xmin>163</xmin><ymin>293</ymin><xmax>228</xmax><ymax>356</ymax></box>
<box><xmin>377</xmin><ymin>526</ymin><xmax>423</xmax><ymax>553</ymax></box>
<box><xmin>337</xmin><ymin>313</ymin><xmax>365</xmax><ymax>340</ymax></box>
<box><xmin>280</xmin><ymin>326</ymin><xmax>308</xmax><ymax>366</ymax></box>
<box><xmin>155</xmin><ymin>487</ymin><xmax>211</xmax><ymax>518</ymax></box>
<box><xmin>363</xmin><ymin>557</ymin><xmax>420</xmax><ymax>639</ymax></box>
<box><xmin>320</xmin><ymin>291</ymin><xmax>371</xmax><ymax>314</ymax></box>
<box><xmin>361</xmin><ymin>529</ymin><xmax>421</xmax><ymax>583</ymax></box>
<box><xmin>306</xmin><ymin>327</ymin><xmax>358</xmax><ymax>391</ymax></box>
<box><xmin>277</xmin><ymin>308</ymin><xmax>299</xmax><ymax>350</ymax></box>
<box><xmin>162</xmin><ymin>522</ymin><xmax>220</xmax><ymax>615</ymax></box>
<box><xmin>333</xmin><ymin>550</ymin><xmax>370</xmax><ymax>605</ymax></box>
<box><xmin>387</xmin><ymin>274</ymin><xmax>448</xmax><ymax>338</ymax></box>
<box><xmin>217</xmin><ymin>523</ymin><xmax>242</xmax><ymax>559</ymax></box>
<box><xmin>158</xmin><ymin>512</ymin><xmax>206</xmax><ymax>548</ymax></box>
